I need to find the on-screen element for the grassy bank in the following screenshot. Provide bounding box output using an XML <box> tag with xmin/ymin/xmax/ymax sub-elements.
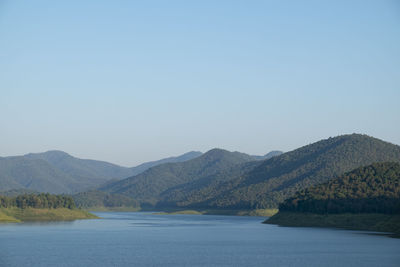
<box><xmin>0</xmin><ymin>207</ymin><xmax>98</xmax><ymax>223</ymax></box>
<box><xmin>264</xmin><ymin>212</ymin><xmax>400</xmax><ymax>237</ymax></box>
<box><xmin>152</xmin><ymin>208</ymin><xmax>278</xmax><ymax>217</ymax></box>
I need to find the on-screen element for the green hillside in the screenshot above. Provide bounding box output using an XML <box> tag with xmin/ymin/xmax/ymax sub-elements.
<box><xmin>157</xmin><ymin>160</ymin><xmax>263</xmax><ymax>208</ymax></box>
<box><xmin>129</xmin><ymin>151</ymin><xmax>203</xmax><ymax>177</ymax></box>
<box><xmin>0</xmin><ymin>157</ymin><xmax>81</xmax><ymax>193</ymax></box>
<box><xmin>101</xmin><ymin>134</ymin><xmax>400</xmax><ymax>211</ymax></box>
<box><xmin>25</xmin><ymin>150</ymin><xmax>134</xmax><ymax>183</ymax></box>
<box><xmin>100</xmin><ymin>149</ymin><xmax>256</xmax><ymax>206</ymax></box>
<box><xmin>265</xmin><ymin>162</ymin><xmax>400</xmax><ymax>235</ymax></box>
<box><xmin>278</xmin><ymin>162</ymin><xmax>400</xmax><ymax>214</ymax></box>
<box><xmin>197</xmin><ymin>134</ymin><xmax>400</xmax><ymax>210</ymax></box>
<box><xmin>0</xmin><ymin>150</ymin><xmax>202</xmax><ymax>194</ymax></box>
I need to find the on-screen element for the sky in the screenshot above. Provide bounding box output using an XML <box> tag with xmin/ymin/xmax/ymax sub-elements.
<box><xmin>1</xmin><ymin>0</ymin><xmax>399</xmax><ymax>166</ymax></box>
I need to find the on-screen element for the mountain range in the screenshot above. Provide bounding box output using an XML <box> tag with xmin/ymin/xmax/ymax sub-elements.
<box><xmin>0</xmin><ymin>149</ymin><xmax>278</xmax><ymax>194</ymax></box>
<box><xmin>2</xmin><ymin>133</ymin><xmax>399</xmax><ymax>213</ymax></box>
<box><xmin>100</xmin><ymin>134</ymin><xmax>400</xmax><ymax>210</ymax></box>
<box><xmin>0</xmin><ymin>150</ymin><xmax>203</xmax><ymax>193</ymax></box>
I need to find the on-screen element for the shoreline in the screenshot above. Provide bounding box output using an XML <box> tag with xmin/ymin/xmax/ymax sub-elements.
<box><xmin>264</xmin><ymin>212</ymin><xmax>400</xmax><ymax>238</ymax></box>
<box><xmin>97</xmin><ymin>208</ymin><xmax>279</xmax><ymax>217</ymax></box>
<box><xmin>0</xmin><ymin>207</ymin><xmax>98</xmax><ymax>223</ymax></box>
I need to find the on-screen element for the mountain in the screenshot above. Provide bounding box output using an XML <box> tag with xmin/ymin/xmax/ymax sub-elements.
<box><xmin>0</xmin><ymin>150</ymin><xmax>203</xmax><ymax>194</ymax></box>
<box><xmin>25</xmin><ymin>150</ymin><xmax>134</xmax><ymax>183</ymax></box>
<box><xmin>0</xmin><ymin>156</ymin><xmax>81</xmax><ymax>193</ymax></box>
<box><xmin>191</xmin><ymin>134</ymin><xmax>400</xmax><ymax>210</ymax></box>
<box><xmin>278</xmin><ymin>162</ymin><xmax>400</xmax><ymax>214</ymax></box>
<box><xmin>0</xmin><ymin>150</ymin><xmax>134</xmax><ymax>193</ymax></box>
<box><xmin>100</xmin><ymin>149</ymin><xmax>256</xmax><ymax>206</ymax></box>
<box><xmin>129</xmin><ymin>151</ymin><xmax>202</xmax><ymax>177</ymax></box>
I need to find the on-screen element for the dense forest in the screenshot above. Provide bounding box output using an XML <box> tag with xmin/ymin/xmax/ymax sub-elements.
<box><xmin>279</xmin><ymin>162</ymin><xmax>400</xmax><ymax>214</ymax></box>
<box><xmin>0</xmin><ymin>193</ymin><xmax>76</xmax><ymax>209</ymax></box>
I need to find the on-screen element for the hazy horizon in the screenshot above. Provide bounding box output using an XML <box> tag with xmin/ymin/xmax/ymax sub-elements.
<box><xmin>1</xmin><ymin>133</ymin><xmax>399</xmax><ymax>168</ymax></box>
<box><xmin>1</xmin><ymin>1</ymin><xmax>399</xmax><ymax>166</ymax></box>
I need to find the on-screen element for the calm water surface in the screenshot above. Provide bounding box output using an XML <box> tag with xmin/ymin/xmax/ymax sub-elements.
<box><xmin>0</xmin><ymin>212</ymin><xmax>399</xmax><ymax>267</ymax></box>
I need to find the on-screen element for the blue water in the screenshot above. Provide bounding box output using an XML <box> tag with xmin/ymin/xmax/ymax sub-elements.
<box><xmin>0</xmin><ymin>212</ymin><xmax>399</xmax><ymax>267</ymax></box>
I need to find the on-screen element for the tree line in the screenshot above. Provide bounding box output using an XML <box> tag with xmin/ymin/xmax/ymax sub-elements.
<box><xmin>0</xmin><ymin>193</ymin><xmax>76</xmax><ymax>209</ymax></box>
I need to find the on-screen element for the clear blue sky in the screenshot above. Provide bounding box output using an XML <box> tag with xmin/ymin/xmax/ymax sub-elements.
<box><xmin>1</xmin><ymin>0</ymin><xmax>399</xmax><ymax>166</ymax></box>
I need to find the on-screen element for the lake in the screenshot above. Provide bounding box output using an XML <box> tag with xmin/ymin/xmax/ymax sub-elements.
<box><xmin>0</xmin><ymin>212</ymin><xmax>399</xmax><ymax>267</ymax></box>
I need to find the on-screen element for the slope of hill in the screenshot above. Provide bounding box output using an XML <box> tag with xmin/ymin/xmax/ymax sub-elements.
<box><xmin>251</xmin><ymin>151</ymin><xmax>283</xmax><ymax>160</ymax></box>
<box><xmin>100</xmin><ymin>149</ymin><xmax>256</xmax><ymax>206</ymax></box>
<box><xmin>278</xmin><ymin>162</ymin><xmax>400</xmax><ymax>214</ymax></box>
<box><xmin>0</xmin><ymin>156</ymin><xmax>81</xmax><ymax>193</ymax></box>
<box><xmin>194</xmin><ymin>134</ymin><xmax>400</xmax><ymax>210</ymax></box>
<box><xmin>25</xmin><ymin>150</ymin><xmax>134</xmax><ymax>182</ymax></box>
<box><xmin>72</xmin><ymin>190</ymin><xmax>140</xmax><ymax>210</ymax></box>
<box><xmin>265</xmin><ymin>162</ymin><xmax>400</xmax><ymax>235</ymax></box>
<box><xmin>129</xmin><ymin>151</ymin><xmax>202</xmax><ymax>177</ymax></box>
<box><xmin>157</xmin><ymin>160</ymin><xmax>263</xmax><ymax>208</ymax></box>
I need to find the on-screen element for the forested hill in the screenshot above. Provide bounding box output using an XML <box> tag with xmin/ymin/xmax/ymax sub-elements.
<box><xmin>158</xmin><ymin>134</ymin><xmax>400</xmax><ymax>210</ymax></box>
<box><xmin>25</xmin><ymin>150</ymin><xmax>134</xmax><ymax>182</ymax></box>
<box><xmin>279</xmin><ymin>162</ymin><xmax>400</xmax><ymax>214</ymax></box>
<box><xmin>0</xmin><ymin>151</ymin><xmax>134</xmax><ymax>194</ymax></box>
<box><xmin>100</xmin><ymin>149</ymin><xmax>257</xmax><ymax>205</ymax></box>
<box><xmin>0</xmin><ymin>150</ymin><xmax>203</xmax><ymax>194</ymax></box>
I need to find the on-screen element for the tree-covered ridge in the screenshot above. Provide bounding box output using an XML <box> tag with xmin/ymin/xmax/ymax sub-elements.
<box><xmin>198</xmin><ymin>134</ymin><xmax>400</xmax><ymax>210</ymax></box>
<box><xmin>157</xmin><ymin>160</ymin><xmax>263</xmax><ymax>208</ymax></box>
<box><xmin>100</xmin><ymin>148</ymin><xmax>256</xmax><ymax>205</ymax></box>
<box><xmin>279</xmin><ymin>162</ymin><xmax>400</xmax><ymax>214</ymax></box>
<box><xmin>0</xmin><ymin>193</ymin><xmax>76</xmax><ymax>209</ymax></box>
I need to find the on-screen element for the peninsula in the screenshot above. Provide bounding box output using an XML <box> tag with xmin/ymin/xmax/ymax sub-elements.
<box><xmin>0</xmin><ymin>193</ymin><xmax>97</xmax><ymax>222</ymax></box>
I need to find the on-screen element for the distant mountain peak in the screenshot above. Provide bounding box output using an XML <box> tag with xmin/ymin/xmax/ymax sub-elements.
<box><xmin>204</xmin><ymin>148</ymin><xmax>230</xmax><ymax>155</ymax></box>
<box><xmin>25</xmin><ymin>150</ymin><xmax>74</xmax><ymax>163</ymax></box>
<box><xmin>25</xmin><ymin>150</ymin><xmax>72</xmax><ymax>157</ymax></box>
<box><xmin>201</xmin><ymin>148</ymin><xmax>254</xmax><ymax>162</ymax></box>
